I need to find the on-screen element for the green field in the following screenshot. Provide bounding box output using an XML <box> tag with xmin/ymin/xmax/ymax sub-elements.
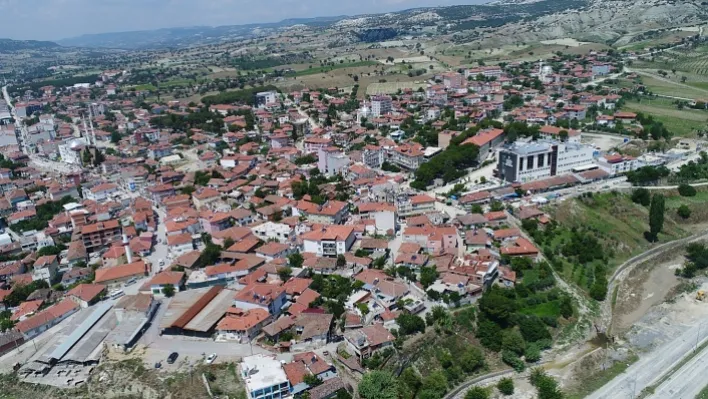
<box><xmin>294</xmin><ymin>61</ymin><xmax>379</xmax><ymax>76</ymax></box>
<box><xmin>622</xmin><ymin>97</ymin><xmax>708</xmax><ymax>137</ymax></box>
<box><xmin>132</xmin><ymin>84</ymin><xmax>157</xmax><ymax>91</ymax></box>
<box><xmin>635</xmin><ymin>74</ymin><xmax>708</xmax><ymax>99</ymax></box>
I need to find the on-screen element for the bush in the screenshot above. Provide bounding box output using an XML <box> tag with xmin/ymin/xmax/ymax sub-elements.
<box><xmin>677</xmin><ymin>204</ymin><xmax>692</xmax><ymax>219</ymax></box>
<box><xmin>501</xmin><ymin>350</ymin><xmax>526</xmax><ymax>372</ymax></box>
<box><xmin>497</xmin><ymin>377</ymin><xmax>514</xmax><ymax>395</ymax></box>
<box><xmin>631</xmin><ymin>188</ymin><xmax>651</xmax><ymax>206</ymax></box>
<box><xmin>524</xmin><ymin>343</ymin><xmax>542</xmax><ymax>363</ymax></box>
<box><xmin>678</xmin><ymin>183</ymin><xmax>697</xmax><ymax>197</ymax></box>
<box><xmin>465</xmin><ymin>387</ymin><xmax>490</xmax><ymax>399</ymax></box>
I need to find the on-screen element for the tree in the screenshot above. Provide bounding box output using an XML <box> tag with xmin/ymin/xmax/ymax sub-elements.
<box><xmin>559</xmin><ymin>295</ymin><xmax>573</xmax><ymax>319</ymax></box>
<box><xmin>502</xmin><ymin>350</ymin><xmax>525</xmax><ymax>372</ymax></box>
<box><xmin>502</xmin><ymin>329</ymin><xmax>526</xmax><ymax>356</ymax></box>
<box><xmin>649</xmin><ymin>194</ymin><xmax>665</xmax><ymax>242</ymax></box>
<box><xmin>631</xmin><ymin>188</ymin><xmax>651</xmax><ymax>206</ymax></box>
<box><xmin>303</xmin><ymin>373</ymin><xmax>322</xmax><ymax>387</ymax></box>
<box><xmin>465</xmin><ymin>387</ymin><xmax>489</xmax><ymax>399</ymax></box>
<box><xmin>110</xmin><ymin>131</ymin><xmax>122</xmax><ymax>144</ymax></box>
<box><xmin>358</xmin><ymin>371</ymin><xmax>398</xmax><ymax>399</ymax></box>
<box><xmin>418</xmin><ymin>371</ymin><xmax>448</xmax><ymax>399</ymax></box>
<box><xmin>497</xmin><ymin>377</ymin><xmax>514</xmax><ymax>396</ymax></box>
<box><xmin>396</xmin><ymin>314</ymin><xmax>426</xmax><ymax>336</ymax></box>
<box><xmin>278</xmin><ymin>267</ymin><xmax>293</xmax><ymax>281</ymax></box>
<box><xmin>419</xmin><ymin>266</ymin><xmax>438</xmax><ymax>289</ymax></box>
<box><xmin>162</xmin><ymin>284</ymin><xmax>176</xmax><ymax>298</ymax></box>
<box><xmin>288</xmin><ymin>252</ymin><xmax>304</xmax><ymax>268</ymax></box>
<box><xmin>678</xmin><ymin>204</ymin><xmax>692</xmax><ymax>219</ymax></box>
<box><xmin>460</xmin><ymin>347</ymin><xmax>485</xmax><ymax>373</ymax></box>
<box><xmin>678</xmin><ymin>183</ymin><xmax>697</xmax><ymax>197</ymax></box>
<box><xmin>336</xmin><ymin>254</ymin><xmax>346</xmax><ymax>267</ymax></box>
<box><xmin>518</xmin><ymin>315</ymin><xmax>551</xmax><ymax>343</ymax></box>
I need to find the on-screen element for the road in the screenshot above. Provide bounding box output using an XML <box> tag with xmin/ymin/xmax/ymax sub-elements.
<box><xmin>586</xmin><ymin>321</ymin><xmax>708</xmax><ymax>399</ymax></box>
<box><xmin>146</xmin><ymin>205</ymin><xmax>169</xmax><ymax>275</ymax></box>
<box><xmin>647</xmin><ymin>337</ymin><xmax>708</xmax><ymax>399</ymax></box>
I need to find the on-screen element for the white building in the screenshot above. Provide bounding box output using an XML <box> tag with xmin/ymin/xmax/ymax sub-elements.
<box><xmin>497</xmin><ymin>140</ymin><xmax>596</xmax><ymax>183</ymax></box>
<box><xmin>255</xmin><ymin>91</ymin><xmax>278</xmax><ymax>108</ymax></box>
<box><xmin>318</xmin><ymin>147</ymin><xmax>350</xmax><ymax>176</ymax></box>
<box><xmin>241</xmin><ymin>354</ymin><xmax>290</xmax><ymax>399</ymax></box>
<box><xmin>302</xmin><ymin>225</ymin><xmax>356</xmax><ymax>257</ymax></box>
<box><xmin>252</xmin><ymin>222</ymin><xmax>294</xmax><ymax>244</ymax></box>
<box><xmin>371</xmin><ymin>95</ymin><xmax>392</xmax><ymax>117</ymax></box>
<box><xmin>356</xmin><ymin>203</ymin><xmax>396</xmax><ymax>235</ymax></box>
<box><xmin>58</xmin><ymin>138</ymin><xmax>88</xmax><ymax>165</ymax></box>
<box><xmin>362</xmin><ymin>145</ymin><xmax>384</xmax><ymax>169</ymax></box>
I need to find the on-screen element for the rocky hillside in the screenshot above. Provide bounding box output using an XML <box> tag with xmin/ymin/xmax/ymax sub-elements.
<box><xmin>481</xmin><ymin>0</ymin><xmax>708</xmax><ymax>45</ymax></box>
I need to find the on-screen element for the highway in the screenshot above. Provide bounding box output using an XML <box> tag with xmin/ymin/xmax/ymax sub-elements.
<box><xmin>586</xmin><ymin>321</ymin><xmax>708</xmax><ymax>399</ymax></box>
<box><xmin>647</xmin><ymin>335</ymin><xmax>708</xmax><ymax>399</ymax></box>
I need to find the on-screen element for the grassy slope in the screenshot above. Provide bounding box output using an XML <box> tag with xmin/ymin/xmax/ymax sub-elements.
<box><xmin>551</xmin><ymin>192</ymin><xmax>688</xmax><ymax>271</ymax></box>
<box><xmin>622</xmin><ymin>97</ymin><xmax>708</xmax><ymax>138</ymax></box>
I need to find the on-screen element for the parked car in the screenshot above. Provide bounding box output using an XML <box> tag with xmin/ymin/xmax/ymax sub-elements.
<box><xmin>205</xmin><ymin>353</ymin><xmax>217</xmax><ymax>364</ymax></box>
<box><xmin>124</xmin><ymin>277</ymin><xmax>137</xmax><ymax>286</ymax></box>
<box><xmin>154</xmin><ymin>362</ymin><xmax>162</xmax><ymax>369</ymax></box>
<box><xmin>167</xmin><ymin>352</ymin><xmax>179</xmax><ymax>364</ymax></box>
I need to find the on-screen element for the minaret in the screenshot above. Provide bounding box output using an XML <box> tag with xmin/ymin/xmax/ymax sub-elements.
<box><xmin>88</xmin><ymin>107</ymin><xmax>97</xmax><ymax>145</ymax></box>
<box><xmin>122</xmin><ymin>234</ymin><xmax>133</xmax><ymax>264</ymax></box>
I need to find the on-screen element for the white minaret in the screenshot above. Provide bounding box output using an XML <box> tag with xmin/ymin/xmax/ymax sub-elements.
<box><xmin>122</xmin><ymin>234</ymin><xmax>133</xmax><ymax>264</ymax></box>
<box><xmin>88</xmin><ymin>107</ymin><xmax>97</xmax><ymax>146</ymax></box>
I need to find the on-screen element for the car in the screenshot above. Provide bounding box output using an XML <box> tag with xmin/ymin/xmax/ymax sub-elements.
<box><xmin>205</xmin><ymin>353</ymin><xmax>217</xmax><ymax>364</ymax></box>
<box><xmin>154</xmin><ymin>362</ymin><xmax>162</xmax><ymax>369</ymax></box>
<box><xmin>167</xmin><ymin>352</ymin><xmax>179</xmax><ymax>364</ymax></box>
<box><xmin>159</xmin><ymin>260</ymin><xmax>165</xmax><ymax>266</ymax></box>
<box><xmin>124</xmin><ymin>277</ymin><xmax>137</xmax><ymax>287</ymax></box>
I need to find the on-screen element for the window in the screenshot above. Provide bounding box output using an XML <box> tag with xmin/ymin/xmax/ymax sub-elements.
<box><xmin>537</xmin><ymin>154</ymin><xmax>544</xmax><ymax>167</ymax></box>
<box><xmin>527</xmin><ymin>156</ymin><xmax>533</xmax><ymax>170</ymax></box>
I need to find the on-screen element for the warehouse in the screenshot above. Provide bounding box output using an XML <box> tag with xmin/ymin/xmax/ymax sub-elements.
<box><xmin>19</xmin><ymin>302</ymin><xmax>115</xmax><ymax>387</ymax></box>
<box><xmin>159</xmin><ymin>286</ymin><xmax>235</xmax><ymax>336</ymax></box>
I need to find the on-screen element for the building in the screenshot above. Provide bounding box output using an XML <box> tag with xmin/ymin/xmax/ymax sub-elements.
<box><xmin>234</xmin><ymin>283</ymin><xmax>287</xmax><ymax>315</ymax></box>
<box><xmin>362</xmin><ymin>145</ymin><xmax>384</xmax><ymax>169</ymax></box>
<box><xmin>94</xmin><ymin>260</ymin><xmax>148</xmax><ymax>285</ymax></box>
<box><xmin>497</xmin><ymin>140</ymin><xmax>596</xmax><ymax>183</ymax></box>
<box><xmin>252</xmin><ymin>222</ymin><xmax>294</xmax><ymax>244</ymax></box>
<box><xmin>597</xmin><ymin>153</ymin><xmax>639</xmax><ymax>175</ymax></box>
<box><xmin>215</xmin><ymin>308</ymin><xmax>272</xmax><ymax>343</ymax></box>
<box><xmin>302</xmin><ymin>225</ymin><xmax>356</xmax><ymax>257</ymax></box>
<box><xmin>14</xmin><ymin>299</ymin><xmax>80</xmax><ymax>339</ymax></box>
<box><xmin>80</xmin><ymin>219</ymin><xmax>122</xmax><ymax>254</ymax></box>
<box><xmin>356</xmin><ymin>202</ymin><xmax>396</xmax><ymax>235</ymax></box>
<box><xmin>461</xmin><ymin>128</ymin><xmax>505</xmax><ymax>162</ymax></box>
<box><xmin>370</xmin><ymin>95</ymin><xmax>392</xmax><ymax>117</ymax></box>
<box><xmin>241</xmin><ymin>354</ymin><xmax>290</xmax><ymax>399</ymax></box>
<box><xmin>390</xmin><ymin>143</ymin><xmax>425</xmax><ymax>170</ymax></box>
<box><xmin>139</xmin><ymin>271</ymin><xmax>185</xmax><ymax>296</ymax></box>
<box><xmin>317</xmin><ymin>147</ymin><xmax>350</xmax><ymax>177</ymax></box>
<box><xmin>396</xmin><ymin>194</ymin><xmax>435</xmax><ymax>218</ymax></box>
<box><xmin>344</xmin><ymin>324</ymin><xmax>395</xmax><ymax>361</ymax></box>
<box><xmin>32</xmin><ymin>255</ymin><xmax>59</xmax><ymax>285</ymax></box>
<box><xmin>256</xmin><ymin>91</ymin><xmax>278</xmax><ymax>108</ymax></box>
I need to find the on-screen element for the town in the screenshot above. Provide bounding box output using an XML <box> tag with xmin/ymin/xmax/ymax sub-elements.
<box><xmin>0</xmin><ymin>9</ymin><xmax>708</xmax><ymax>399</ymax></box>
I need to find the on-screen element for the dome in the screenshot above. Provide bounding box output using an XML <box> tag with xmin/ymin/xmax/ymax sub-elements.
<box><xmin>69</xmin><ymin>139</ymin><xmax>85</xmax><ymax>150</ymax></box>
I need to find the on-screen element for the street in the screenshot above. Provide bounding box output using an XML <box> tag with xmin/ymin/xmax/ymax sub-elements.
<box><xmin>647</xmin><ymin>336</ymin><xmax>708</xmax><ymax>399</ymax></box>
<box><xmin>587</xmin><ymin>321</ymin><xmax>708</xmax><ymax>399</ymax></box>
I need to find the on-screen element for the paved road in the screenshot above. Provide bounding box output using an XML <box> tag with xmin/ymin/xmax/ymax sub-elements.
<box><xmin>647</xmin><ymin>335</ymin><xmax>708</xmax><ymax>399</ymax></box>
<box><xmin>146</xmin><ymin>206</ymin><xmax>168</xmax><ymax>275</ymax></box>
<box><xmin>587</xmin><ymin>322</ymin><xmax>708</xmax><ymax>399</ymax></box>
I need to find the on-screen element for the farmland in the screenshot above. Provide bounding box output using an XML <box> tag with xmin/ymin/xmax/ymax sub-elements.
<box><xmin>621</xmin><ymin>97</ymin><xmax>708</xmax><ymax>137</ymax></box>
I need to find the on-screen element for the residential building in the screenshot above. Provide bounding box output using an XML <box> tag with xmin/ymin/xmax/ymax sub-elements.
<box><xmin>461</xmin><ymin>128</ymin><xmax>505</xmax><ymax>162</ymax></box>
<box><xmin>317</xmin><ymin>147</ymin><xmax>350</xmax><ymax>177</ymax></box>
<box><xmin>302</xmin><ymin>225</ymin><xmax>356</xmax><ymax>257</ymax></box>
<box><xmin>396</xmin><ymin>194</ymin><xmax>435</xmax><ymax>218</ymax></box>
<box><xmin>80</xmin><ymin>219</ymin><xmax>122</xmax><ymax>254</ymax></box>
<box><xmin>370</xmin><ymin>95</ymin><xmax>392</xmax><ymax>117</ymax></box>
<box><xmin>241</xmin><ymin>354</ymin><xmax>290</xmax><ymax>399</ymax></box>
<box><xmin>32</xmin><ymin>255</ymin><xmax>59</xmax><ymax>285</ymax></box>
<box><xmin>252</xmin><ymin>221</ymin><xmax>294</xmax><ymax>244</ymax></box>
<box><xmin>344</xmin><ymin>324</ymin><xmax>395</xmax><ymax>361</ymax></box>
<box><xmin>233</xmin><ymin>283</ymin><xmax>287</xmax><ymax>315</ymax></box>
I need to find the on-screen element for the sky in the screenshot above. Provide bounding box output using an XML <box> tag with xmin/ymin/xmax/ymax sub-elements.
<box><xmin>0</xmin><ymin>0</ymin><xmax>489</xmax><ymax>41</ymax></box>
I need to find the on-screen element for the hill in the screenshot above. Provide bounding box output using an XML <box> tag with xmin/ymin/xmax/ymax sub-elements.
<box><xmin>54</xmin><ymin>0</ymin><xmax>708</xmax><ymax>49</ymax></box>
<box><xmin>0</xmin><ymin>38</ymin><xmax>60</xmax><ymax>52</ymax></box>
